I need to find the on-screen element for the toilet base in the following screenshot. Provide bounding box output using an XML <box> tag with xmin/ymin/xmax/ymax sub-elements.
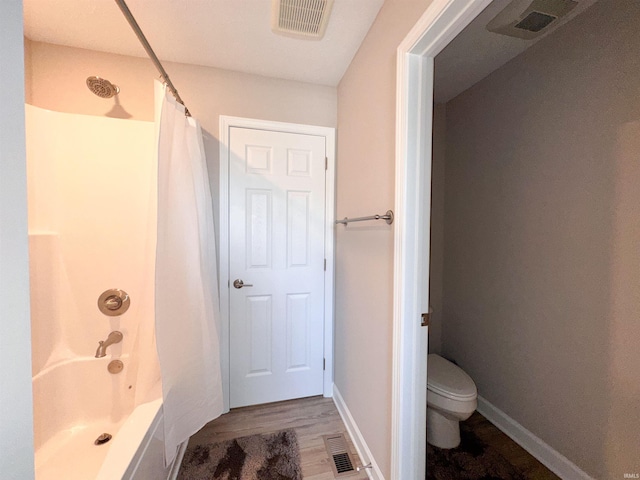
<box><xmin>427</xmin><ymin>408</ymin><xmax>461</xmax><ymax>449</ymax></box>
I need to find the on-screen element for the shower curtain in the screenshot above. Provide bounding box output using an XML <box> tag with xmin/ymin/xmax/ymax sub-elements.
<box><xmin>154</xmin><ymin>81</ymin><xmax>223</xmax><ymax>465</ymax></box>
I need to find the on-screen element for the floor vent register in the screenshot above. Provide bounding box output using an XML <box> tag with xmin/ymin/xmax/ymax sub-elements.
<box><xmin>323</xmin><ymin>434</ymin><xmax>357</xmax><ymax>477</ymax></box>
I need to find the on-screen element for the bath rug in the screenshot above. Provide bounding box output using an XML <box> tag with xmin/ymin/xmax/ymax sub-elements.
<box><xmin>178</xmin><ymin>429</ymin><xmax>302</xmax><ymax>480</ymax></box>
<box><xmin>427</xmin><ymin>421</ymin><xmax>526</xmax><ymax>480</ymax></box>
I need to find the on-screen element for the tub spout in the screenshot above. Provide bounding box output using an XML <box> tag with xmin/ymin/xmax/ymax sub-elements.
<box><xmin>95</xmin><ymin>331</ymin><xmax>123</xmax><ymax>358</ymax></box>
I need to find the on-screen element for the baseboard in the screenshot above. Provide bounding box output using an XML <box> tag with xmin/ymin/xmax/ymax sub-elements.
<box><xmin>167</xmin><ymin>441</ymin><xmax>188</xmax><ymax>480</ymax></box>
<box><xmin>332</xmin><ymin>385</ymin><xmax>384</xmax><ymax>480</ymax></box>
<box><xmin>476</xmin><ymin>396</ymin><xmax>595</xmax><ymax>480</ymax></box>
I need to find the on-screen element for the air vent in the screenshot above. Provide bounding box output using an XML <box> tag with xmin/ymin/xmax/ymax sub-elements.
<box><xmin>323</xmin><ymin>434</ymin><xmax>357</xmax><ymax>477</ymax></box>
<box><xmin>271</xmin><ymin>0</ymin><xmax>334</xmax><ymax>40</ymax></box>
<box><xmin>487</xmin><ymin>0</ymin><xmax>577</xmax><ymax>39</ymax></box>
<box><xmin>515</xmin><ymin>11</ymin><xmax>557</xmax><ymax>32</ymax></box>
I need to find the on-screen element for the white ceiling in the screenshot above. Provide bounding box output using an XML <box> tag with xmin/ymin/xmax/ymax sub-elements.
<box><xmin>23</xmin><ymin>0</ymin><xmax>385</xmax><ymax>87</ymax></box>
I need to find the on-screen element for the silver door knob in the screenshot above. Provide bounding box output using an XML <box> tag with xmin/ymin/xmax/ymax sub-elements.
<box><xmin>233</xmin><ymin>279</ymin><xmax>253</xmax><ymax>289</ymax></box>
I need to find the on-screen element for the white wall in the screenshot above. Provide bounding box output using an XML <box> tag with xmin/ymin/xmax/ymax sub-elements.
<box><xmin>24</xmin><ymin>40</ymin><xmax>337</xmax><ymax>131</ymax></box>
<box><xmin>0</xmin><ymin>2</ymin><xmax>35</xmax><ymax>479</ymax></box>
<box><xmin>335</xmin><ymin>0</ymin><xmax>431</xmax><ymax>476</ymax></box>
<box><xmin>442</xmin><ymin>2</ymin><xmax>640</xmax><ymax>478</ymax></box>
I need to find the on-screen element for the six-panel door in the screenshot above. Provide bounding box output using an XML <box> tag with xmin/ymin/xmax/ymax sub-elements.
<box><xmin>229</xmin><ymin>126</ymin><xmax>326</xmax><ymax>408</ymax></box>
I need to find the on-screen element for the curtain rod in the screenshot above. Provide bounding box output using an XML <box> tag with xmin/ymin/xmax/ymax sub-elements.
<box><xmin>115</xmin><ymin>0</ymin><xmax>191</xmax><ymax>116</ymax></box>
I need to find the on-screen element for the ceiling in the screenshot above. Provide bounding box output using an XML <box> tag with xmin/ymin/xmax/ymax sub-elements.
<box><xmin>434</xmin><ymin>0</ymin><xmax>599</xmax><ymax>103</ymax></box>
<box><xmin>23</xmin><ymin>0</ymin><xmax>600</xmax><ymax>98</ymax></box>
<box><xmin>23</xmin><ymin>0</ymin><xmax>385</xmax><ymax>87</ymax></box>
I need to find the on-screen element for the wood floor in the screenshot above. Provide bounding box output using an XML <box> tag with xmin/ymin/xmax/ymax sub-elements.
<box><xmin>188</xmin><ymin>397</ymin><xmax>557</xmax><ymax>479</ymax></box>
<box><xmin>187</xmin><ymin>396</ymin><xmax>368</xmax><ymax>479</ymax></box>
<box><xmin>456</xmin><ymin>412</ymin><xmax>560</xmax><ymax>479</ymax></box>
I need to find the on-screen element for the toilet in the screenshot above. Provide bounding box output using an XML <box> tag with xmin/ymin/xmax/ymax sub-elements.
<box><xmin>427</xmin><ymin>354</ymin><xmax>477</xmax><ymax>449</ymax></box>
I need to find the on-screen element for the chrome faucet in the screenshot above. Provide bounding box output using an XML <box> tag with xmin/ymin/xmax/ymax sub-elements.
<box><xmin>95</xmin><ymin>331</ymin><xmax>123</xmax><ymax>358</ymax></box>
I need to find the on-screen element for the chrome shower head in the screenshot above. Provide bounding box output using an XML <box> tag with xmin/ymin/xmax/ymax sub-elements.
<box><xmin>86</xmin><ymin>76</ymin><xmax>120</xmax><ymax>98</ymax></box>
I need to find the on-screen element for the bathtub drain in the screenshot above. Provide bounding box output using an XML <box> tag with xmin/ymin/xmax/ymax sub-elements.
<box><xmin>94</xmin><ymin>433</ymin><xmax>112</xmax><ymax>445</ymax></box>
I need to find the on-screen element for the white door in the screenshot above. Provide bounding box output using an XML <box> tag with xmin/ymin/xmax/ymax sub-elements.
<box><xmin>228</xmin><ymin>126</ymin><xmax>326</xmax><ymax>408</ymax></box>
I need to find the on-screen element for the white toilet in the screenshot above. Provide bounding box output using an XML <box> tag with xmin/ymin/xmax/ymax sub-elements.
<box><xmin>427</xmin><ymin>354</ymin><xmax>477</xmax><ymax>449</ymax></box>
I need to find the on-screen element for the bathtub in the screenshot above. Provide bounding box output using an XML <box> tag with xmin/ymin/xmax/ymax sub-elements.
<box><xmin>32</xmin><ymin>356</ymin><xmax>183</xmax><ymax>480</ymax></box>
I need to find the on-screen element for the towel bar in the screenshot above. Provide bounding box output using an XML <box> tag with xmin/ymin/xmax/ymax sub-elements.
<box><xmin>335</xmin><ymin>210</ymin><xmax>394</xmax><ymax>225</ymax></box>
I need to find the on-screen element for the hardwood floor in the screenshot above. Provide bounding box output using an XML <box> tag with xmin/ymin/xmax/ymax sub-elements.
<box><xmin>188</xmin><ymin>397</ymin><xmax>556</xmax><ymax>479</ymax></box>
<box><xmin>455</xmin><ymin>412</ymin><xmax>560</xmax><ymax>479</ymax></box>
<box><xmin>187</xmin><ymin>396</ymin><xmax>368</xmax><ymax>479</ymax></box>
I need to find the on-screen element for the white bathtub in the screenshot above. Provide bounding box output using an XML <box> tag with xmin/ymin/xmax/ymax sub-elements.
<box><xmin>32</xmin><ymin>357</ymin><xmax>181</xmax><ymax>480</ymax></box>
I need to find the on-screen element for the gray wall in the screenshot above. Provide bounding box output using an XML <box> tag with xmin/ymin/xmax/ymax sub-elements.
<box><xmin>442</xmin><ymin>1</ymin><xmax>640</xmax><ymax>478</ymax></box>
<box><xmin>428</xmin><ymin>103</ymin><xmax>446</xmax><ymax>354</ymax></box>
<box><xmin>0</xmin><ymin>2</ymin><xmax>35</xmax><ymax>479</ymax></box>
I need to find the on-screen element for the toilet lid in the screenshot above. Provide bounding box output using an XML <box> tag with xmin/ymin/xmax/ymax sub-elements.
<box><xmin>427</xmin><ymin>354</ymin><xmax>477</xmax><ymax>400</ymax></box>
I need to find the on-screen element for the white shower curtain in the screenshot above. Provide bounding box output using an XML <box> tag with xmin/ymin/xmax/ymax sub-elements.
<box><xmin>154</xmin><ymin>81</ymin><xmax>223</xmax><ymax>465</ymax></box>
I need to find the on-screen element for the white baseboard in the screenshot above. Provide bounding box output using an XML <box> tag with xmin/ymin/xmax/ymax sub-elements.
<box><xmin>332</xmin><ymin>385</ymin><xmax>384</xmax><ymax>480</ymax></box>
<box><xmin>476</xmin><ymin>396</ymin><xmax>594</xmax><ymax>480</ymax></box>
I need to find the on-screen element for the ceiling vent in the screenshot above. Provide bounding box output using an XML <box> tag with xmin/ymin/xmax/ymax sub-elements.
<box><xmin>487</xmin><ymin>0</ymin><xmax>577</xmax><ymax>39</ymax></box>
<box><xmin>271</xmin><ymin>0</ymin><xmax>334</xmax><ymax>40</ymax></box>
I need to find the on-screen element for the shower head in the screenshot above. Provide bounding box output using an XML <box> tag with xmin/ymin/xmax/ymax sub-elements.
<box><xmin>86</xmin><ymin>76</ymin><xmax>120</xmax><ymax>98</ymax></box>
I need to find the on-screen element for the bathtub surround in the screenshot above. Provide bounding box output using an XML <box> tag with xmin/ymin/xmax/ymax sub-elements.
<box><xmin>25</xmin><ymin>104</ymin><xmax>160</xmax><ymax>479</ymax></box>
<box><xmin>440</xmin><ymin>1</ymin><xmax>640</xmax><ymax>478</ymax></box>
<box><xmin>155</xmin><ymin>81</ymin><xmax>223</xmax><ymax>466</ymax></box>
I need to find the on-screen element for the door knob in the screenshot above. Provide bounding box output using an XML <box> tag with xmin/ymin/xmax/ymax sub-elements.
<box><xmin>233</xmin><ymin>279</ymin><xmax>253</xmax><ymax>289</ymax></box>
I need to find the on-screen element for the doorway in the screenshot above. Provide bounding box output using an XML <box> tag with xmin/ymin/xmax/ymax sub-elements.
<box><xmin>393</xmin><ymin>1</ymin><xmax>493</xmax><ymax>478</ymax></box>
<box><xmin>398</xmin><ymin>2</ymin><xmax>616</xmax><ymax>478</ymax></box>
<box><xmin>219</xmin><ymin>116</ymin><xmax>336</xmax><ymax>411</ymax></box>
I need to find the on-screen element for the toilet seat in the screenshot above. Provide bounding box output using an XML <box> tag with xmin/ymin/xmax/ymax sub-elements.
<box><xmin>427</xmin><ymin>354</ymin><xmax>477</xmax><ymax>401</ymax></box>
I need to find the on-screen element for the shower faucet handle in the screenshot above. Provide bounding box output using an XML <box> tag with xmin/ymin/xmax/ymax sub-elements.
<box><xmin>104</xmin><ymin>295</ymin><xmax>123</xmax><ymax>311</ymax></box>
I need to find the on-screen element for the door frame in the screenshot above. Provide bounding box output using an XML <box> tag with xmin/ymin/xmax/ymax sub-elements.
<box><xmin>392</xmin><ymin>0</ymin><xmax>492</xmax><ymax>478</ymax></box>
<box><xmin>219</xmin><ymin>116</ymin><xmax>336</xmax><ymax>412</ymax></box>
